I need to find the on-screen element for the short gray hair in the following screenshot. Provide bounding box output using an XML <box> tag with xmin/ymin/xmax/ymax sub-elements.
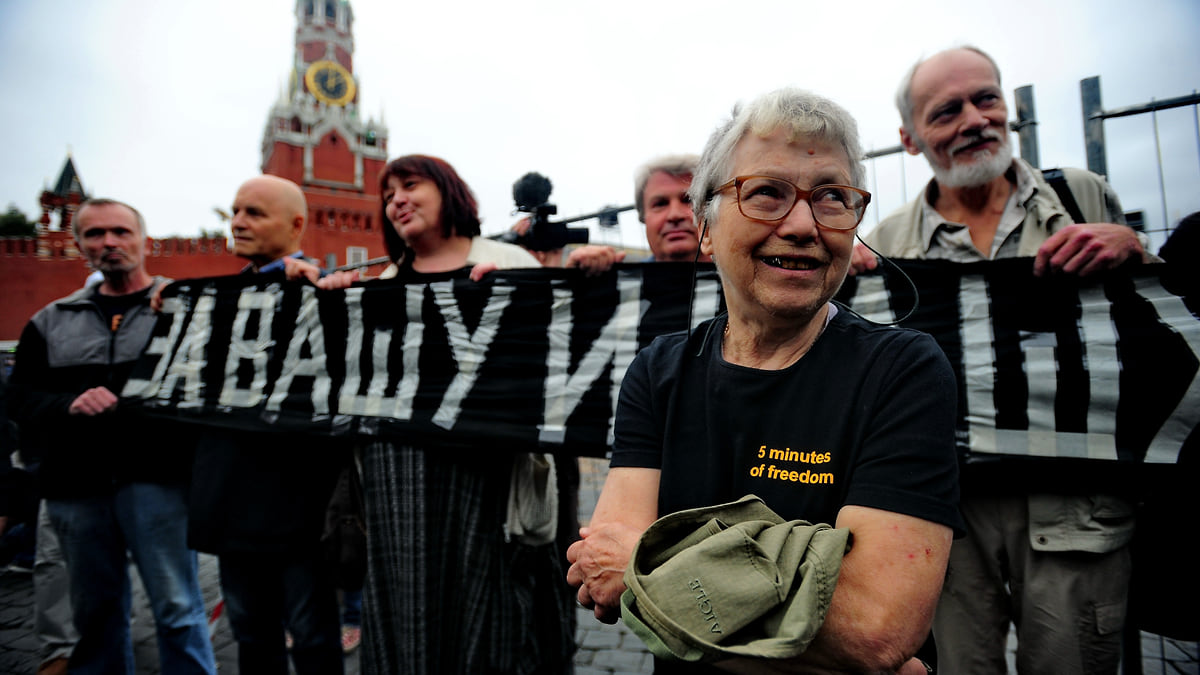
<box><xmin>895</xmin><ymin>45</ymin><xmax>1002</xmax><ymax>133</ymax></box>
<box><xmin>689</xmin><ymin>88</ymin><xmax>865</xmax><ymax>229</ymax></box>
<box><xmin>73</xmin><ymin>198</ymin><xmax>147</xmax><ymax>240</ymax></box>
<box><xmin>634</xmin><ymin>154</ymin><xmax>699</xmax><ymax>222</ymax></box>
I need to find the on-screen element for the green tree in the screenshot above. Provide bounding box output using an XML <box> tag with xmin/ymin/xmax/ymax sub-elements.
<box><xmin>0</xmin><ymin>204</ymin><xmax>36</xmax><ymax>237</ymax></box>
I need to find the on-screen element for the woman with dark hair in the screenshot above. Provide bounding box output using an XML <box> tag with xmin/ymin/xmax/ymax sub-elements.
<box><xmin>374</xmin><ymin>154</ymin><xmax>535</xmax><ymax>277</ymax></box>
<box><xmin>338</xmin><ymin>155</ymin><xmax>575</xmax><ymax>674</ymax></box>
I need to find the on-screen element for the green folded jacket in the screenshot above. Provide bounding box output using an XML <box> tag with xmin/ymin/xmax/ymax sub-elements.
<box><xmin>620</xmin><ymin>494</ymin><xmax>852</xmax><ymax>663</ymax></box>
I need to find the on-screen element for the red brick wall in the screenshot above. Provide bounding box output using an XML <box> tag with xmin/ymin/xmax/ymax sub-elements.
<box><xmin>302</xmin><ymin>186</ymin><xmax>389</xmax><ymax>268</ymax></box>
<box><xmin>298</xmin><ymin>39</ymin><xmax>352</xmax><ymax>72</ymax></box>
<box><xmin>363</xmin><ymin>157</ymin><xmax>386</xmax><ymax>190</ymax></box>
<box><xmin>262</xmin><ymin>142</ymin><xmax>305</xmax><ymax>184</ymax></box>
<box><xmin>0</xmin><ymin>237</ymin><xmax>244</xmax><ymax>341</ymax></box>
<box><xmin>334</xmin><ymin>46</ymin><xmax>352</xmax><ymax>72</ymax></box>
<box><xmin>302</xmin><ymin>42</ymin><xmax>326</xmax><ymax>63</ymax></box>
<box><xmin>312</xmin><ymin>131</ymin><xmax>355</xmax><ymax>184</ymax></box>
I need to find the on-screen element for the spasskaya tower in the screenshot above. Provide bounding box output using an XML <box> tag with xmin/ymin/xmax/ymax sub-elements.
<box><xmin>261</xmin><ymin>0</ymin><xmax>389</xmax><ymax>269</ymax></box>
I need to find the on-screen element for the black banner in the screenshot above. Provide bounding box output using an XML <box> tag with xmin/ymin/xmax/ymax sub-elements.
<box><xmin>838</xmin><ymin>259</ymin><xmax>1198</xmax><ymax>469</ymax></box>
<box><xmin>123</xmin><ymin>264</ymin><xmax>722</xmax><ymax>457</ymax></box>
<box><xmin>122</xmin><ymin>261</ymin><xmax>1197</xmax><ymax>465</ymax></box>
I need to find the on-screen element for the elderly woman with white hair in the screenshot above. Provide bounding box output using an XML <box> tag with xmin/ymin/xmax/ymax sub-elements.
<box><xmin>567</xmin><ymin>88</ymin><xmax>964</xmax><ymax>674</ymax></box>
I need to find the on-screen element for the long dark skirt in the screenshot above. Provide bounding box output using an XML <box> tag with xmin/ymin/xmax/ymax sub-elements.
<box><xmin>360</xmin><ymin>441</ymin><xmax>576</xmax><ymax>674</ymax></box>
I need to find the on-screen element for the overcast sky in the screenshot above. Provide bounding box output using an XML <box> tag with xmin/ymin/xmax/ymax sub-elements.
<box><xmin>3</xmin><ymin>0</ymin><xmax>1198</xmax><ymax>253</ymax></box>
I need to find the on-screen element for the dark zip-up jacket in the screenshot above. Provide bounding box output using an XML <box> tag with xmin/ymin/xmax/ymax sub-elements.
<box><xmin>9</xmin><ymin>278</ymin><xmax>190</xmax><ymax>499</ymax></box>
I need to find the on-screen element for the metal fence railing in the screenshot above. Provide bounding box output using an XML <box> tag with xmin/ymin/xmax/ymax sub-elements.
<box><xmin>1081</xmin><ymin>77</ymin><xmax>1200</xmax><ymax>247</ymax></box>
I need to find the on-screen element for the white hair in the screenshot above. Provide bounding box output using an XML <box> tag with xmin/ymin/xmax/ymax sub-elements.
<box><xmin>689</xmin><ymin>88</ymin><xmax>866</xmax><ymax>229</ymax></box>
<box><xmin>895</xmin><ymin>45</ymin><xmax>1002</xmax><ymax>133</ymax></box>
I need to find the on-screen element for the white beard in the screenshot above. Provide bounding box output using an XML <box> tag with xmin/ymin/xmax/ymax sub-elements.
<box><xmin>925</xmin><ymin>136</ymin><xmax>1014</xmax><ymax>189</ymax></box>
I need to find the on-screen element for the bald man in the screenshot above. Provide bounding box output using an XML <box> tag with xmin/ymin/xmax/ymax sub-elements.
<box><xmin>188</xmin><ymin>176</ymin><xmax>347</xmax><ymax>675</ymax></box>
<box><xmin>230</xmin><ymin>175</ymin><xmax>315</xmax><ymax>274</ymax></box>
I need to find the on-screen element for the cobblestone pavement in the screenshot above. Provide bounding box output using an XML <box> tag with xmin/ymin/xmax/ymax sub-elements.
<box><xmin>0</xmin><ymin>553</ymin><xmax>360</xmax><ymax>675</ymax></box>
<box><xmin>2</xmin><ymin>456</ymin><xmax>1196</xmax><ymax>674</ymax></box>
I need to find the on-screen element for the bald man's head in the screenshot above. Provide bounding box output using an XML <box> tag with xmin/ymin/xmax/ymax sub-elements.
<box><xmin>230</xmin><ymin>175</ymin><xmax>308</xmax><ymax>268</ymax></box>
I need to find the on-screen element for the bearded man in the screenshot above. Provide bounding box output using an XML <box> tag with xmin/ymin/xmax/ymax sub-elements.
<box><xmin>853</xmin><ymin>46</ymin><xmax>1151</xmax><ymax>675</ymax></box>
<box><xmin>854</xmin><ymin>46</ymin><xmax>1148</xmax><ymax>277</ymax></box>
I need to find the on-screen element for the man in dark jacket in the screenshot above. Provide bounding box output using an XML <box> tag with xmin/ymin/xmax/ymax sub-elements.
<box><xmin>187</xmin><ymin>175</ymin><xmax>346</xmax><ymax>675</ymax></box>
<box><xmin>9</xmin><ymin>198</ymin><xmax>216</xmax><ymax>674</ymax></box>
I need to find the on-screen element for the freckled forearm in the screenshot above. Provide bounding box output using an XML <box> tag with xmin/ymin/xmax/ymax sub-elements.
<box><xmin>784</xmin><ymin>509</ymin><xmax>950</xmax><ymax>671</ymax></box>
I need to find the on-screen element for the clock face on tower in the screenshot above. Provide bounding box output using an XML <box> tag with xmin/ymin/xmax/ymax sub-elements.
<box><xmin>304</xmin><ymin>60</ymin><xmax>357</xmax><ymax>107</ymax></box>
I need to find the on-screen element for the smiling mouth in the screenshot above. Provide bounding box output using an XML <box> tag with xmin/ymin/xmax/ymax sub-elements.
<box><xmin>953</xmin><ymin>136</ymin><xmax>999</xmax><ymax>156</ymax></box>
<box><xmin>762</xmin><ymin>256</ymin><xmax>820</xmax><ymax>271</ymax></box>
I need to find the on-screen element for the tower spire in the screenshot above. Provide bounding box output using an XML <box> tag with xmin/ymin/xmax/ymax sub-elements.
<box><xmin>258</xmin><ymin>1</ymin><xmax>388</xmax><ymax>269</ymax></box>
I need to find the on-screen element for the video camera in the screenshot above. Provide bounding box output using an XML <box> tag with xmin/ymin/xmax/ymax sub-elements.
<box><xmin>496</xmin><ymin>172</ymin><xmax>635</xmax><ymax>252</ymax></box>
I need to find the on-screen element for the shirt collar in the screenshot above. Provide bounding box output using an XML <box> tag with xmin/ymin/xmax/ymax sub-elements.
<box><xmin>1009</xmin><ymin>157</ymin><xmax>1038</xmax><ymax>205</ymax></box>
<box><xmin>916</xmin><ymin>160</ymin><xmax>1029</xmax><ymax>254</ymax></box>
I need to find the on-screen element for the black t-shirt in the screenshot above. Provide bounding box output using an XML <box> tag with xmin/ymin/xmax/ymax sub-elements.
<box><xmin>612</xmin><ymin>304</ymin><xmax>965</xmax><ymax>534</ymax></box>
<box><xmin>91</xmin><ymin>285</ymin><xmax>152</xmax><ymax>333</ymax></box>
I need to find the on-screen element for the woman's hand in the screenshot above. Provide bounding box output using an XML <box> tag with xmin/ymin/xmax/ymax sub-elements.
<box><xmin>469</xmin><ymin>262</ymin><xmax>499</xmax><ymax>281</ymax></box>
<box><xmin>316</xmin><ymin>270</ymin><xmax>361</xmax><ymax>290</ymax></box>
<box><xmin>566</xmin><ymin>467</ymin><xmax>660</xmax><ymax>624</ymax></box>
<box><xmin>566</xmin><ymin>521</ymin><xmax>643</xmax><ymax>623</ymax></box>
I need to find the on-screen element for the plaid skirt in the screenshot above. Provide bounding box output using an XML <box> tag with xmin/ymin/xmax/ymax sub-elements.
<box><xmin>359</xmin><ymin>441</ymin><xmax>576</xmax><ymax>674</ymax></box>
